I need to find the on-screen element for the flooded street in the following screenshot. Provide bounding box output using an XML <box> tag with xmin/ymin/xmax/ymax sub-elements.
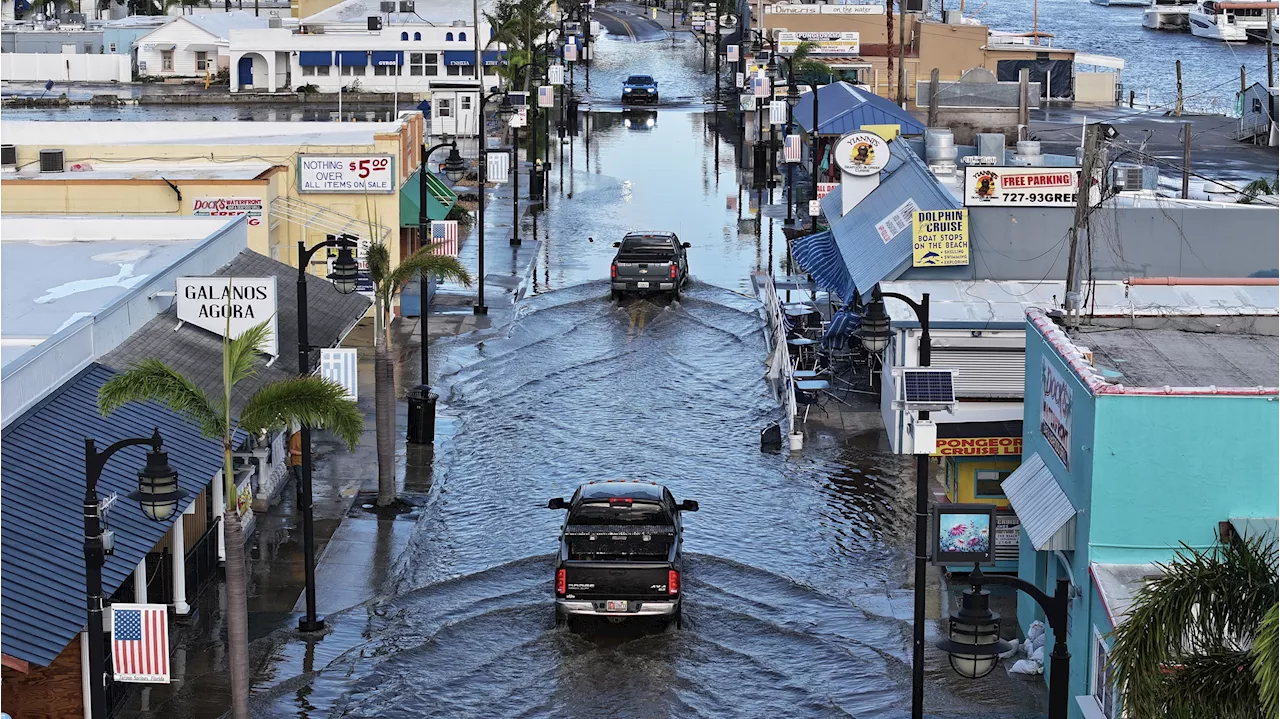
<box><xmin>230</xmin><ymin>33</ymin><xmax>1047</xmax><ymax>719</ymax></box>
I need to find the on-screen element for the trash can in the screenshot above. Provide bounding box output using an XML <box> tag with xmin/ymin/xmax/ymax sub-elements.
<box><xmin>406</xmin><ymin>384</ymin><xmax>437</xmax><ymax>445</ymax></box>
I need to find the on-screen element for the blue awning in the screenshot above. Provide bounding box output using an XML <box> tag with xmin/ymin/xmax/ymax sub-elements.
<box><xmin>298</xmin><ymin>50</ymin><xmax>332</xmax><ymax>67</ymax></box>
<box><xmin>371</xmin><ymin>50</ymin><xmax>403</xmax><ymax>66</ymax></box>
<box><xmin>790</xmin><ymin>230</ymin><xmax>856</xmax><ymax>304</ymax></box>
<box><xmin>0</xmin><ymin>364</ymin><xmax>233</xmax><ymax>667</ymax></box>
<box><xmin>793</xmin><ymin>81</ymin><xmax>927</xmax><ymax>136</ymax></box>
<box><xmin>442</xmin><ymin>50</ymin><xmax>507</xmax><ymax>66</ymax></box>
<box><xmin>336</xmin><ymin>50</ymin><xmax>368</xmax><ymax>67</ymax></box>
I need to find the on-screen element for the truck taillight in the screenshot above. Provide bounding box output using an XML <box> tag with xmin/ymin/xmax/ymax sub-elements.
<box><xmin>556</xmin><ymin>568</ymin><xmax>567</xmax><ymax>595</ymax></box>
<box><xmin>669</xmin><ymin>264</ymin><xmax>677</xmax><ymax>279</ymax></box>
<box><xmin>668</xmin><ymin>569</ymin><xmax>679</xmax><ymax>596</ymax></box>
<box><xmin>611</xmin><ymin>263</ymin><xmax>617</xmax><ymax>279</ymax></box>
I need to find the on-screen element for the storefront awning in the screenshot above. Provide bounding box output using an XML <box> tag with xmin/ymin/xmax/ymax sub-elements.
<box><xmin>441</xmin><ymin>50</ymin><xmax>507</xmax><ymax>66</ymax></box>
<box><xmin>299</xmin><ymin>51</ymin><xmax>333</xmax><ymax>67</ymax></box>
<box><xmin>151</xmin><ymin>43</ymin><xmax>177</xmax><ymax>51</ymax></box>
<box><xmin>400</xmin><ymin>167</ymin><xmax>458</xmax><ymax>228</ymax></box>
<box><xmin>1090</xmin><ymin>562</ymin><xmax>1163</xmax><ymax>629</ymax></box>
<box><xmin>185</xmin><ymin>43</ymin><xmax>218</xmax><ymax>53</ymax></box>
<box><xmin>790</xmin><ymin>229</ymin><xmax>855</xmax><ymax>304</ymax></box>
<box><xmin>371</xmin><ymin>50</ymin><xmax>403</xmax><ymax>66</ymax></box>
<box><xmin>1002</xmin><ymin>452</ymin><xmax>1077</xmax><ymax>551</ymax></box>
<box><xmin>336</xmin><ymin>50</ymin><xmax>368</xmax><ymax>67</ymax></box>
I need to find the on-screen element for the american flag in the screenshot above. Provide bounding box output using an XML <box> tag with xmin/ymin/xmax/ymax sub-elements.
<box><xmin>429</xmin><ymin>220</ymin><xmax>459</xmax><ymax>256</ymax></box>
<box><xmin>112</xmin><ymin>604</ymin><xmax>170</xmax><ymax>683</ymax></box>
<box><xmin>783</xmin><ymin>134</ymin><xmax>802</xmax><ymax>163</ymax></box>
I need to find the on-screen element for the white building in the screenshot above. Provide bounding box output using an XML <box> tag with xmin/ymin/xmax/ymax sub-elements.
<box><xmin>135</xmin><ymin>10</ymin><xmax>269</xmax><ymax>77</ymax></box>
<box><xmin>227</xmin><ymin>0</ymin><xmax>505</xmax><ymax>107</ymax></box>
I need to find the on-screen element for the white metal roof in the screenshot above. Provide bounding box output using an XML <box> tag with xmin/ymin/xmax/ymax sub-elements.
<box><xmin>1091</xmin><ymin>562</ymin><xmax>1163</xmax><ymax>628</ymax></box>
<box><xmin>1001</xmin><ymin>452</ymin><xmax>1077</xmax><ymax>551</ymax></box>
<box><xmin>1074</xmin><ymin>52</ymin><xmax>1126</xmax><ymax>70</ymax></box>
<box><xmin>0</xmin><ymin>120</ymin><xmax>406</xmax><ymax>147</ymax></box>
<box><xmin>879</xmin><ymin>280</ymin><xmax>1279</xmax><ymax>327</ymax></box>
<box><xmin>3</xmin><ymin>161</ymin><xmax>274</xmax><ymax>182</ymax></box>
<box><xmin>303</xmin><ymin>0</ymin><xmax>495</xmax><ymax>26</ymax></box>
<box><xmin>139</xmin><ymin>10</ymin><xmax>268</xmax><ymax>42</ymax></box>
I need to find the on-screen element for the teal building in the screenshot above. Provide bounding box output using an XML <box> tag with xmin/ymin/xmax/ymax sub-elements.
<box><xmin>1003</xmin><ymin>307</ymin><xmax>1278</xmax><ymax>719</ymax></box>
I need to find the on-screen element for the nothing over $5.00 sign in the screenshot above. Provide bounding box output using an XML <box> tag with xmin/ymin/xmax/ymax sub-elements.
<box><xmin>299</xmin><ymin>155</ymin><xmax>396</xmax><ymax>194</ymax></box>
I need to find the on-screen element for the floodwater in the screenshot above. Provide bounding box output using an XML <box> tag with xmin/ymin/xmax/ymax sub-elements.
<box><xmin>221</xmin><ymin>34</ymin><xmax>1049</xmax><ymax>719</ymax></box>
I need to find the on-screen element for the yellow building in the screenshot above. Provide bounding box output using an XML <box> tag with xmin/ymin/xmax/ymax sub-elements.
<box><xmin>0</xmin><ymin>115</ymin><xmax>455</xmax><ymax>297</ymax></box>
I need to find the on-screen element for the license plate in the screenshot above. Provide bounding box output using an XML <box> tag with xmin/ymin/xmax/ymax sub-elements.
<box><xmin>636</xmin><ymin>282</ymin><xmax>649</xmax><ymax>289</ymax></box>
<box><xmin>606</xmin><ymin>600</ymin><xmax>628</xmax><ymax>612</ymax></box>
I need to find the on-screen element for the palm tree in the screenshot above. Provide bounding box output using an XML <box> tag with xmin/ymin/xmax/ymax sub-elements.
<box><xmin>787</xmin><ymin>41</ymin><xmax>836</xmax><ymax>88</ymax></box>
<box><xmin>97</xmin><ymin>318</ymin><xmax>363</xmax><ymax>719</ymax></box>
<box><xmin>365</xmin><ymin>243</ymin><xmax>471</xmax><ymax>507</ymax></box>
<box><xmin>485</xmin><ymin>0</ymin><xmax>555</xmax><ymax>92</ymax></box>
<box><xmin>1108</xmin><ymin>531</ymin><xmax>1278</xmax><ymax>719</ymax></box>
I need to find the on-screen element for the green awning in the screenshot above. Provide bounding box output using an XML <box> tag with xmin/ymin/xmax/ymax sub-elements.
<box><xmin>400</xmin><ymin>168</ymin><xmax>458</xmax><ymax>228</ymax></box>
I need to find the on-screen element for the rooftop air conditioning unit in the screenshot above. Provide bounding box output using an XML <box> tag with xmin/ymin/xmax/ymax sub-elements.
<box><xmin>451</xmin><ymin>19</ymin><xmax>467</xmax><ymax>26</ymax></box>
<box><xmin>1111</xmin><ymin>163</ymin><xmax>1158</xmax><ymax>192</ymax></box>
<box><xmin>66</xmin><ymin>12</ymin><xmax>86</xmax><ymax>24</ymax></box>
<box><xmin>368</xmin><ymin>16</ymin><xmax>383</xmax><ymax>30</ymax></box>
<box><xmin>1</xmin><ymin>144</ymin><xmax>17</xmax><ymax>171</ymax></box>
<box><xmin>39</xmin><ymin>149</ymin><xmax>65</xmax><ymax>173</ymax></box>
<box><xmin>268</xmin><ymin>16</ymin><xmax>282</xmax><ymax>27</ymax></box>
<box><xmin>379</xmin><ymin>1</ymin><xmax>394</xmax><ymax>11</ymax></box>
<box><xmin>399</xmin><ymin>0</ymin><xmax>414</xmax><ymax>12</ymax></box>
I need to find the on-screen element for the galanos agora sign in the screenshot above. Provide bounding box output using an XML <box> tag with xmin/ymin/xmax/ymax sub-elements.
<box><xmin>175</xmin><ymin>277</ymin><xmax>279</xmax><ymax>357</ymax></box>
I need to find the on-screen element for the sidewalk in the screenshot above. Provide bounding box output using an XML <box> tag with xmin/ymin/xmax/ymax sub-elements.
<box><xmin>115</xmin><ymin>151</ymin><xmax>541</xmax><ymax>719</ymax></box>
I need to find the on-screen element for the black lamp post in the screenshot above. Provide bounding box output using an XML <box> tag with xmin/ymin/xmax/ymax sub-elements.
<box><xmin>766</xmin><ymin>54</ymin><xmax>781</xmax><ymax>190</ymax></box>
<box><xmin>783</xmin><ymin>73</ymin><xmax>801</xmax><ymax>225</ymax></box>
<box><xmin>809</xmin><ymin>70</ymin><xmax>821</xmax><ymax>232</ymax></box>
<box><xmin>940</xmin><ymin>566</ymin><xmax>1073</xmax><ymax>719</ymax></box>
<box><xmin>295</xmin><ymin>235</ymin><xmax>359</xmax><ymax>633</ymax></box>
<box><xmin>495</xmin><ymin>95</ymin><xmax>520</xmax><ymax>247</ymax></box>
<box><xmin>84</xmin><ymin>428</ymin><xmax>185</xmax><ymax>719</ymax></box>
<box><xmin>860</xmin><ymin>288</ymin><xmax>931</xmax><ymax>719</ymax></box>
<box><xmin>475</xmin><ymin>87</ymin><xmax>509</xmax><ymax>316</ymax></box>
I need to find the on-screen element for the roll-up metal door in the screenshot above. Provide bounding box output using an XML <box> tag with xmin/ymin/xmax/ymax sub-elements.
<box><xmin>931</xmin><ymin>349</ymin><xmax>1025</xmax><ymax>398</ymax></box>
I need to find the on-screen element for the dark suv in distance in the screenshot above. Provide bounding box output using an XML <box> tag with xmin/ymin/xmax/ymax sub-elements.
<box><xmin>621</xmin><ymin>74</ymin><xmax>659</xmax><ymax>105</ymax></box>
<box><xmin>548</xmin><ymin>481</ymin><xmax>699</xmax><ymax>629</ymax></box>
<box><xmin>609</xmin><ymin>232</ymin><xmax>691</xmax><ymax>302</ymax></box>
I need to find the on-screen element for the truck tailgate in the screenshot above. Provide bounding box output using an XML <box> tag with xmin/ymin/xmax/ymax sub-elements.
<box><xmin>563</xmin><ymin>561</ymin><xmax>673</xmax><ymax>599</ymax></box>
<box><xmin>614</xmin><ymin>259</ymin><xmax>674</xmax><ymax>279</ymax></box>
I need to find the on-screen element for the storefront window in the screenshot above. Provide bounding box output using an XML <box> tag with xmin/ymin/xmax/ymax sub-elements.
<box><xmin>408</xmin><ymin>52</ymin><xmax>438</xmax><ymax>76</ymax></box>
<box><xmin>975</xmin><ymin>469</ymin><xmax>1012</xmax><ymax>499</ymax></box>
<box><xmin>1092</xmin><ymin>632</ymin><xmax>1117</xmax><ymax>719</ymax></box>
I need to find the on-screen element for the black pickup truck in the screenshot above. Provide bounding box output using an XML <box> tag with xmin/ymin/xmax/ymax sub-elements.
<box><xmin>609</xmin><ymin>232</ymin><xmax>691</xmax><ymax>302</ymax></box>
<box><xmin>548</xmin><ymin>481</ymin><xmax>698</xmax><ymax>629</ymax></box>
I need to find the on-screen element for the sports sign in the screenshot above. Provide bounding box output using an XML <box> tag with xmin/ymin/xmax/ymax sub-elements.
<box><xmin>191</xmin><ymin>197</ymin><xmax>263</xmax><ymax>226</ymax></box>
<box><xmin>833</xmin><ymin>131</ymin><xmax>889</xmax><ymax>176</ymax></box>
<box><xmin>911</xmin><ymin>209</ymin><xmax>969</xmax><ymax>267</ymax></box>
<box><xmin>777</xmin><ymin>31</ymin><xmax>860</xmax><ymax>55</ymax></box>
<box><xmin>298</xmin><ymin>155</ymin><xmax>395</xmax><ymax>194</ymax></box>
<box><xmin>963</xmin><ymin>167</ymin><xmax>1083</xmax><ymax>207</ymax></box>
<box><xmin>175</xmin><ymin>276</ymin><xmax>278</xmax><ymax>356</ymax></box>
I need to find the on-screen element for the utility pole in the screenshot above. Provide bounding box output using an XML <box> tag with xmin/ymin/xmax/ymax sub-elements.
<box><xmin>896</xmin><ymin>0</ymin><xmax>907</xmax><ymax>107</ymax></box>
<box><xmin>1175</xmin><ymin>59</ymin><xmax>1183</xmax><ymax>117</ymax></box>
<box><xmin>1268</xmin><ymin>9</ymin><xmax>1276</xmax><ymax>131</ymax></box>
<box><xmin>927</xmin><ymin>68</ymin><xmax>939</xmax><ymax>128</ymax></box>
<box><xmin>1065</xmin><ymin>124</ymin><xmax>1098</xmax><ymax>328</ymax></box>
<box><xmin>1181</xmin><ymin>122</ymin><xmax>1192</xmax><ymax>200</ymax></box>
<box><xmin>713</xmin><ymin>0</ymin><xmax>720</xmax><ymax>108</ymax></box>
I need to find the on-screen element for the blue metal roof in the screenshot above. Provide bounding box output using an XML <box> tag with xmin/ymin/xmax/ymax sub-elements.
<box><xmin>790</xmin><ymin>230</ymin><xmax>856</xmax><ymax>304</ymax></box>
<box><xmin>0</xmin><ymin>363</ymin><xmax>228</xmax><ymax>667</ymax></box>
<box><xmin>819</xmin><ymin>140</ymin><xmax>962</xmax><ymax>301</ymax></box>
<box><xmin>792</xmin><ymin>82</ymin><xmax>926</xmax><ymax>137</ymax></box>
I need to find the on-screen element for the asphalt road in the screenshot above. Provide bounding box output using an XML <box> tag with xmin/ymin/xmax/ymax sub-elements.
<box><xmin>593</xmin><ymin>4</ymin><xmax>670</xmax><ymax>42</ymax></box>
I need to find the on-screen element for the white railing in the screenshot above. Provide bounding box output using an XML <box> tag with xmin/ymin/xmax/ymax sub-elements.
<box><xmin>755</xmin><ymin>272</ymin><xmax>797</xmax><ymax>443</ymax></box>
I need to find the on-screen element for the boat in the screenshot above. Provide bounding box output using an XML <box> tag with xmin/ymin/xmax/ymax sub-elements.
<box><xmin>1143</xmin><ymin>0</ymin><xmax>1197</xmax><ymax>29</ymax></box>
<box><xmin>1244</xmin><ymin>12</ymin><xmax>1279</xmax><ymax>40</ymax></box>
<box><xmin>1091</xmin><ymin>0</ymin><xmax>1149</xmax><ymax>7</ymax></box>
<box><xmin>1189</xmin><ymin>0</ymin><xmax>1277</xmax><ymax>41</ymax></box>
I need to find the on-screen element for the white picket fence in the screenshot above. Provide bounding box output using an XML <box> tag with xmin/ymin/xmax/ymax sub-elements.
<box><xmin>755</xmin><ymin>272</ymin><xmax>797</xmax><ymax>446</ymax></box>
<box><xmin>1</xmin><ymin>53</ymin><xmax>132</xmax><ymax>83</ymax></box>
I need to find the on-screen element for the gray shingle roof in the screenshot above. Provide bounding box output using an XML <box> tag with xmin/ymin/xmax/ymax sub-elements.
<box><xmin>0</xmin><ymin>364</ymin><xmax>230</xmax><ymax>667</ymax></box>
<box><xmin>100</xmin><ymin>250</ymin><xmax>370</xmax><ymax>414</ymax></box>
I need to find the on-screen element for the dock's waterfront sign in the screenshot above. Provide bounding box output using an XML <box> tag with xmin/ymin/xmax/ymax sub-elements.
<box><xmin>176</xmin><ymin>276</ymin><xmax>279</xmax><ymax>357</ymax></box>
<box><xmin>1040</xmin><ymin>357</ymin><xmax>1073</xmax><ymax>470</ymax></box>
<box><xmin>963</xmin><ymin>167</ymin><xmax>1083</xmax><ymax>207</ymax></box>
<box><xmin>298</xmin><ymin>155</ymin><xmax>396</xmax><ymax>194</ymax></box>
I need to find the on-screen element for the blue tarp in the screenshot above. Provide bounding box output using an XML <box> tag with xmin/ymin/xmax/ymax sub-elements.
<box><xmin>298</xmin><ymin>51</ymin><xmax>332</xmax><ymax>67</ymax></box>
<box><xmin>793</xmin><ymin>81</ymin><xmax>927</xmax><ymax>136</ymax></box>
<box><xmin>371</xmin><ymin>50</ymin><xmax>403</xmax><ymax>66</ymax></box>
<box><xmin>337</xmin><ymin>50</ymin><xmax>368</xmax><ymax>67</ymax></box>
<box><xmin>818</xmin><ymin>140</ymin><xmax>963</xmax><ymax>301</ymax></box>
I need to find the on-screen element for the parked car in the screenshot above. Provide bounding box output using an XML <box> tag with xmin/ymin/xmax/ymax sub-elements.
<box><xmin>621</xmin><ymin>74</ymin><xmax>659</xmax><ymax>105</ymax></box>
<box><xmin>548</xmin><ymin>480</ymin><xmax>699</xmax><ymax>629</ymax></box>
<box><xmin>609</xmin><ymin>232</ymin><xmax>691</xmax><ymax>301</ymax></box>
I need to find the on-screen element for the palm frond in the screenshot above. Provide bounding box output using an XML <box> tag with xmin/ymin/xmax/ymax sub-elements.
<box><xmin>367</xmin><ymin>241</ymin><xmax>392</xmax><ymax>289</ymax></box>
<box><xmin>237</xmin><ymin>376</ymin><xmax>364</xmax><ymax>452</ymax></box>
<box><xmin>98</xmin><ymin>358</ymin><xmax>224</xmax><ymax>438</ymax></box>
<box><xmin>1252</xmin><ymin>602</ymin><xmax>1279</xmax><ymax>718</ymax></box>
<box><xmin>224</xmin><ymin>319</ymin><xmax>274</xmax><ymax>389</ymax></box>
<box><xmin>383</xmin><ymin>246</ymin><xmax>472</xmax><ymax>297</ymax></box>
<box><xmin>1109</xmin><ymin>533</ymin><xmax>1278</xmax><ymax>719</ymax></box>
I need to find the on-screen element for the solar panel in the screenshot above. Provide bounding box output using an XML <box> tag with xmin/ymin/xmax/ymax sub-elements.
<box><xmin>902</xmin><ymin>369</ymin><xmax>956</xmax><ymax>405</ymax></box>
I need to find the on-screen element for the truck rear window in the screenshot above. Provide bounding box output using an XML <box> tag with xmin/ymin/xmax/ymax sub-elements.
<box><xmin>618</xmin><ymin>236</ymin><xmax>674</xmax><ymax>259</ymax></box>
<box><xmin>569</xmin><ymin>500</ymin><xmax>671</xmax><ymax>525</ymax></box>
<box><xmin>626</xmin><ymin>76</ymin><xmax>654</xmax><ymax>85</ymax></box>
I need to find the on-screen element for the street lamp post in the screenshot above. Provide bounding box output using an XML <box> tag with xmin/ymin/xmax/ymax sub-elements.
<box><xmin>475</xmin><ymin>88</ymin><xmax>509</xmax><ymax>316</ymax></box>
<box><xmin>809</xmin><ymin>72</ymin><xmax>821</xmax><ymax>232</ymax></box>
<box><xmin>294</xmin><ymin>236</ymin><xmax>360</xmax><ymax>632</ymax></box>
<box><xmin>784</xmin><ymin>73</ymin><xmax>801</xmax><ymax>225</ymax></box>
<box><xmin>939</xmin><ymin>566</ymin><xmax>1073</xmax><ymax>719</ymax></box>
<box><xmin>410</xmin><ymin>142</ymin><xmax>467</xmax><ymax>447</ymax></box>
<box><xmin>859</xmin><ymin>289</ymin><xmax>930</xmax><ymax>719</ymax></box>
<box><xmin>84</xmin><ymin>428</ymin><xmax>186</xmax><ymax>719</ymax></box>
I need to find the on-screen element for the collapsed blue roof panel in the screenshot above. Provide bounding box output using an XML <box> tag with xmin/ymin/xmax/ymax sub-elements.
<box><xmin>793</xmin><ymin>81</ymin><xmax>926</xmax><ymax>136</ymax></box>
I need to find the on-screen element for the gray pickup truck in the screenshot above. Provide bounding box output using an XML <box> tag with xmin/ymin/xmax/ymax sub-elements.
<box><xmin>609</xmin><ymin>232</ymin><xmax>691</xmax><ymax>302</ymax></box>
<box><xmin>548</xmin><ymin>481</ymin><xmax>698</xmax><ymax>629</ymax></box>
